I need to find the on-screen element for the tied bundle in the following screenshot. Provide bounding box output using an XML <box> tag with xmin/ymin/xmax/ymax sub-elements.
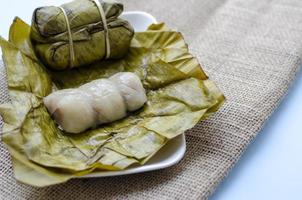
<box><xmin>30</xmin><ymin>0</ymin><xmax>134</xmax><ymax>70</ymax></box>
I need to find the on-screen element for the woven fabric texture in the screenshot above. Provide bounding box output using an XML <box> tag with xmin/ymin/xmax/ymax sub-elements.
<box><xmin>1</xmin><ymin>0</ymin><xmax>302</xmax><ymax>199</ymax></box>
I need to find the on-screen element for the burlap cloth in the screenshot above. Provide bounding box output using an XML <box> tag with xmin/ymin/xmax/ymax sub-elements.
<box><xmin>1</xmin><ymin>0</ymin><xmax>302</xmax><ymax>199</ymax></box>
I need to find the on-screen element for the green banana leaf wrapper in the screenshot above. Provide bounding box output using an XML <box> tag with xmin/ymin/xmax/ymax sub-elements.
<box><xmin>0</xmin><ymin>18</ymin><xmax>225</xmax><ymax>187</ymax></box>
<box><xmin>30</xmin><ymin>0</ymin><xmax>134</xmax><ymax>70</ymax></box>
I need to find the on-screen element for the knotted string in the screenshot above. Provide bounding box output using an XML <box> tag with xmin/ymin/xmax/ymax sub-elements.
<box><xmin>58</xmin><ymin>6</ymin><xmax>75</xmax><ymax>68</ymax></box>
<box><xmin>91</xmin><ymin>0</ymin><xmax>111</xmax><ymax>59</ymax></box>
<box><xmin>58</xmin><ymin>0</ymin><xmax>110</xmax><ymax>68</ymax></box>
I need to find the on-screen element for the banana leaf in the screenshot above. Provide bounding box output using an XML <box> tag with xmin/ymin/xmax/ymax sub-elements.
<box><xmin>0</xmin><ymin>18</ymin><xmax>225</xmax><ymax>187</ymax></box>
<box><xmin>30</xmin><ymin>0</ymin><xmax>134</xmax><ymax>70</ymax></box>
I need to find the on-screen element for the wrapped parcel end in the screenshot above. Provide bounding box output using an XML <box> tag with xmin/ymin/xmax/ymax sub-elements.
<box><xmin>30</xmin><ymin>0</ymin><xmax>134</xmax><ymax>70</ymax></box>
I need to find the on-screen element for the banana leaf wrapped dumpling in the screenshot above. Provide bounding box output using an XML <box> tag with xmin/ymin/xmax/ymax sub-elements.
<box><xmin>30</xmin><ymin>0</ymin><xmax>134</xmax><ymax>70</ymax></box>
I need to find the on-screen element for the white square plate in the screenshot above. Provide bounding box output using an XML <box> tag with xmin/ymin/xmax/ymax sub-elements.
<box><xmin>82</xmin><ymin>11</ymin><xmax>186</xmax><ymax>178</ymax></box>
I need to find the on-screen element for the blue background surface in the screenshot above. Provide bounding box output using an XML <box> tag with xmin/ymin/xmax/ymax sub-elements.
<box><xmin>0</xmin><ymin>1</ymin><xmax>302</xmax><ymax>199</ymax></box>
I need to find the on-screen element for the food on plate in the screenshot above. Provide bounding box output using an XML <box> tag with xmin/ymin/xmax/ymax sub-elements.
<box><xmin>44</xmin><ymin>72</ymin><xmax>147</xmax><ymax>133</ymax></box>
<box><xmin>30</xmin><ymin>0</ymin><xmax>134</xmax><ymax>70</ymax></box>
<box><xmin>0</xmin><ymin>5</ymin><xmax>225</xmax><ymax>185</ymax></box>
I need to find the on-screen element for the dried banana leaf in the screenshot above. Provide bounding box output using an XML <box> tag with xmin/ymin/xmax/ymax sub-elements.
<box><xmin>0</xmin><ymin>18</ymin><xmax>225</xmax><ymax>187</ymax></box>
<box><xmin>30</xmin><ymin>0</ymin><xmax>134</xmax><ymax>70</ymax></box>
